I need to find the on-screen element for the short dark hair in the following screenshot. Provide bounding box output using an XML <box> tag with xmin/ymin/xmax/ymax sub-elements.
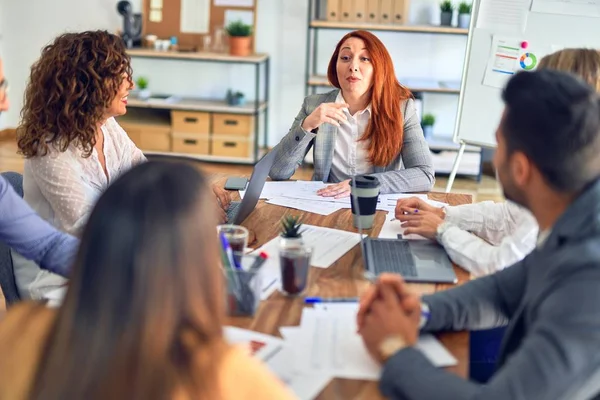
<box><xmin>502</xmin><ymin>69</ymin><xmax>600</xmax><ymax>192</ymax></box>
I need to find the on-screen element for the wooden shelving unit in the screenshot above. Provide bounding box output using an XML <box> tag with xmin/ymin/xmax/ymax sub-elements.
<box><xmin>309</xmin><ymin>20</ymin><xmax>469</xmax><ymax>35</ymax></box>
<box><xmin>123</xmin><ymin>49</ymin><xmax>270</xmax><ymax>164</ymax></box>
<box><xmin>127</xmin><ymin>49</ymin><xmax>270</xmax><ymax>64</ymax></box>
<box><xmin>307</xmin><ymin>74</ymin><xmax>460</xmax><ymax>94</ymax></box>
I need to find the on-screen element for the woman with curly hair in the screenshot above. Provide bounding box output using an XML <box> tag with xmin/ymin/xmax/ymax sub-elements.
<box><xmin>11</xmin><ymin>30</ymin><xmax>228</xmax><ymax>300</ymax></box>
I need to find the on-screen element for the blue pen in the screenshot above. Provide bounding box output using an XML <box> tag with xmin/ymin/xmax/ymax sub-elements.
<box><xmin>220</xmin><ymin>233</ymin><xmax>242</xmax><ymax>270</ymax></box>
<box><xmin>304</xmin><ymin>297</ymin><xmax>359</xmax><ymax>304</ymax></box>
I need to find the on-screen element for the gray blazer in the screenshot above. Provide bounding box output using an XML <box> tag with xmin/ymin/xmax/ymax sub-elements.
<box><xmin>268</xmin><ymin>90</ymin><xmax>435</xmax><ymax>194</ymax></box>
<box><xmin>380</xmin><ymin>179</ymin><xmax>600</xmax><ymax>400</ymax></box>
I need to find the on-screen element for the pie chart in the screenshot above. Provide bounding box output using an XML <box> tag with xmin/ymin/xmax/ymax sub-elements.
<box><xmin>520</xmin><ymin>53</ymin><xmax>537</xmax><ymax>71</ymax></box>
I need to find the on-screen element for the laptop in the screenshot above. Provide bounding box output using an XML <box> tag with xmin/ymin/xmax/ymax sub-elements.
<box><xmin>226</xmin><ymin>149</ymin><xmax>277</xmax><ymax>225</ymax></box>
<box><xmin>351</xmin><ymin>177</ymin><xmax>457</xmax><ymax>284</ymax></box>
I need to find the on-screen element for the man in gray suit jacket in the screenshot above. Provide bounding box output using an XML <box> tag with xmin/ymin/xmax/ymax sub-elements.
<box><xmin>357</xmin><ymin>69</ymin><xmax>600</xmax><ymax>399</ymax></box>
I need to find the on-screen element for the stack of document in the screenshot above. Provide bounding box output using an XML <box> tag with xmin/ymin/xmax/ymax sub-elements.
<box><xmin>241</xmin><ymin>180</ymin><xmax>444</xmax><ymax>216</ymax></box>
<box><xmin>261</xmin><ymin>302</ymin><xmax>457</xmax><ymax>400</ymax></box>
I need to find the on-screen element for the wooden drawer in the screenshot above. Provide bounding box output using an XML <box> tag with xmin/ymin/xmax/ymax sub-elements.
<box><xmin>212</xmin><ymin>114</ymin><xmax>254</xmax><ymax>137</ymax></box>
<box><xmin>171</xmin><ymin>111</ymin><xmax>210</xmax><ymax>134</ymax></box>
<box><xmin>140</xmin><ymin>132</ymin><xmax>171</xmax><ymax>152</ymax></box>
<box><xmin>212</xmin><ymin>137</ymin><xmax>251</xmax><ymax>158</ymax></box>
<box><xmin>123</xmin><ymin>126</ymin><xmax>143</xmax><ymax>148</ymax></box>
<box><xmin>120</xmin><ymin>123</ymin><xmax>171</xmax><ymax>152</ymax></box>
<box><xmin>172</xmin><ymin>133</ymin><xmax>210</xmax><ymax>155</ymax></box>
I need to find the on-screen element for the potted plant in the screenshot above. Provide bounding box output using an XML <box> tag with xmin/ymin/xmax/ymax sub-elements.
<box><xmin>278</xmin><ymin>215</ymin><xmax>311</xmax><ymax>296</ymax></box>
<box><xmin>136</xmin><ymin>76</ymin><xmax>150</xmax><ymax>100</ymax></box>
<box><xmin>225</xmin><ymin>20</ymin><xmax>253</xmax><ymax>57</ymax></box>
<box><xmin>458</xmin><ymin>1</ymin><xmax>472</xmax><ymax>29</ymax></box>
<box><xmin>226</xmin><ymin>89</ymin><xmax>246</xmax><ymax>106</ymax></box>
<box><xmin>421</xmin><ymin>113</ymin><xmax>435</xmax><ymax>139</ymax></box>
<box><xmin>440</xmin><ymin>0</ymin><xmax>454</xmax><ymax>26</ymax></box>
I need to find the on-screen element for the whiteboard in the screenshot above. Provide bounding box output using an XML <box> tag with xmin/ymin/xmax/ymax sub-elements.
<box><xmin>454</xmin><ymin>0</ymin><xmax>600</xmax><ymax>148</ymax></box>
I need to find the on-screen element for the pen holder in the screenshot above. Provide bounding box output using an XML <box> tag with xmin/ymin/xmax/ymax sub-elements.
<box><xmin>225</xmin><ymin>256</ymin><xmax>263</xmax><ymax>317</ymax></box>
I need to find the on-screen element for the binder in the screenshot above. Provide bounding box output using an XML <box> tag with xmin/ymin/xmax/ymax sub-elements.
<box><xmin>353</xmin><ymin>0</ymin><xmax>367</xmax><ymax>23</ymax></box>
<box><xmin>366</xmin><ymin>0</ymin><xmax>380</xmax><ymax>24</ymax></box>
<box><xmin>326</xmin><ymin>0</ymin><xmax>341</xmax><ymax>21</ymax></box>
<box><xmin>379</xmin><ymin>0</ymin><xmax>393</xmax><ymax>24</ymax></box>
<box><xmin>340</xmin><ymin>0</ymin><xmax>354</xmax><ymax>22</ymax></box>
<box><xmin>392</xmin><ymin>0</ymin><xmax>410</xmax><ymax>25</ymax></box>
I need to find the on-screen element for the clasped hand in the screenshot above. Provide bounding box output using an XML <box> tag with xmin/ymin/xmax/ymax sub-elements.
<box><xmin>357</xmin><ymin>273</ymin><xmax>421</xmax><ymax>363</ymax></box>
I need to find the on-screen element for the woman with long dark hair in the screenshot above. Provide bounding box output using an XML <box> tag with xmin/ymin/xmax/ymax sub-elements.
<box><xmin>269</xmin><ymin>30</ymin><xmax>435</xmax><ymax>198</ymax></box>
<box><xmin>0</xmin><ymin>161</ymin><xmax>294</xmax><ymax>399</ymax></box>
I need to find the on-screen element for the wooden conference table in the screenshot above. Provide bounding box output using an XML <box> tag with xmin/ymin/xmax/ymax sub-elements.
<box><xmin>225</xmin><ymin>189</ymin><xmax>472</xmax><ymax>400</ymax></box>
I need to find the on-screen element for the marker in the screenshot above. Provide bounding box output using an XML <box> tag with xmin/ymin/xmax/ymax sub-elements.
<box><xmin>304</xmin><ymin>296</ymin><xmax>359</xmax><ymax>304</ymax></box>
<box><xmin>249</xmin><ymin>251</ymin><xmax>268</xmax><ymax>272</ymax></box>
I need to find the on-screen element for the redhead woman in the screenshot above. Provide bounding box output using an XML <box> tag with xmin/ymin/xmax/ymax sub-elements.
<box><xmin>269</xmin><ymin>30</ymin><xmax>435</xmax><ymax>198</ymax></box>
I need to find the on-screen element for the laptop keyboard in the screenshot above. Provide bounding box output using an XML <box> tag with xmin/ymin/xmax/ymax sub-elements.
<box><xmin>370</xmin><ymin>240</ymin><xmax>418</xmax><ymax>277</ymax></box>
<box><xmin>226</xmin><ymin>201</ymin><xmax>241</xmax><ymax>223</ymax></box>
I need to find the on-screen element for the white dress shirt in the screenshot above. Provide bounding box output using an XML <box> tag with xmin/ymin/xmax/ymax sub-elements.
<box><xmin>329</xmin><ymin>92</ymin><xmax>374</xmax><ymax>181</ymax></box>
<box><xmin>436</xmin><ymin>200</ymin><xmax>538</xmax><ymax>277</ymax></box>
<box><xmin>12</xmin><ymin>117</ymin><xmax>146</xmax><ymax>299</ymax></box>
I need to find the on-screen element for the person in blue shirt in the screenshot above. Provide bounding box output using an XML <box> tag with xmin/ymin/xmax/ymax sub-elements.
<box><xmin>0</xmin><ymin>57</ymin><xmax>76</xmax><ymax>280</ymax></box>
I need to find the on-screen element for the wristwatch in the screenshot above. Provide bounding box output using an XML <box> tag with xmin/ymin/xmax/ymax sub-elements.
<box><xmin>378</xmin><ymin>335</ymin><xmax>407</xmax><ymax>361</ymax></box>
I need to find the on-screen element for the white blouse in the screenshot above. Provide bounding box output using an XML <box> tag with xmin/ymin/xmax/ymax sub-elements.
<box><xmin>329</xmin><ymin>92</ymin><xmax>373</xmax><ymax>182</ymax></box>
<box><xmin>22</xmin><ymin>117</ymin><xmax>146</xmax><ymax>237</ymax></box>
<box><xmin>13</xmin><ymin>117</ymin><xmax>146</xmax><ymax>300</ymax></box>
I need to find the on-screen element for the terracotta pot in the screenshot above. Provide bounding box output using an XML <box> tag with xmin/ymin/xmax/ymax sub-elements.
<box><xmin>229</xmin><ymin>36</ymin><xmax>252</xmax><ymax>57</ymax></box>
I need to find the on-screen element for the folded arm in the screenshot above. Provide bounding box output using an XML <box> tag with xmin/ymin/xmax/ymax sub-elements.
<box><xmin>0</xmin><ymin>176</ymin><xmax>78</xmax><ymax>277</ymax></box>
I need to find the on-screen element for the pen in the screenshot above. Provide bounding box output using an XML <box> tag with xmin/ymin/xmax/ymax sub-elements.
<box><xmin>304</xmin><ymin>296</ymin><xmax>359</xmax><ymax>304</ymax></box>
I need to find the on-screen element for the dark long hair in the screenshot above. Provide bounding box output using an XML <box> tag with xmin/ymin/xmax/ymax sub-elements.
<box><xmin>30</xmin><ymin>161</ymin><xmax>227</xmax><ymax>399</ymax></box>
<box><xmin>327</xmin><ymin>30</ymin><xmax>413</xmax><ymax>167</ymax></box>
<box><xmin>17</xmin><ymin>30</ymin><xmax>133</xmax><ymax>158</ymax></box>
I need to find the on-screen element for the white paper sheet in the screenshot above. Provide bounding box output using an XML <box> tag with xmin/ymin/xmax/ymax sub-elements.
<box><xmin>257</xmin><ymin>225</ymin><xmax>363</xmax><ymax>269</ymax></box>
<box><xmin>476</xmin><ymin>0</ymin><xmax>530</xmax><ymax>33</ymax></box>
<box><xmin>378</xmin><ymin>211</ymin><xmax>429</xmax><ymax>241</ymax></box>
<box><xmin>180</xmin><ymin>0</ymin><xmax>210</xmax><ymax>33</ymax></box>
<box><xmin>239</xmin><ymin>181</ymin><xmax>300</xmax><ymax>200</ymax></box>
<box><xmin>286</xmin><ymin>306</ymin><xmax>456</xmax><ymax>381</ymax></box>
<box><xmin>149</xmin><ymin>9</ymin><xmax>163</xmax><ymax>22</ymax></box>
<box><xmin>150</xmin><ymin>0</ymin><xmax>163</xmax><ymax>8</ymax></box>
<box><xmin>266</xmin><ymin>197</ymin><xmax>346</xmax><ymax>216</ymax></box>
<box><xmin>483</xmin><ymin>35</ymin><xmax>522</xmax><ymax>89</ymax></box>
<box><xmin>266</xmin><ymin>342</ymin><xmax>333</xmax><ymax>400</ymax></box>
<box><xmin>224</xmin><ymin>326</ymin><xmax>284</xmax><ymax>361</ymax></box>
<box><xmin>214</xmin><ymin>0</ymin><xmax>254</xmax><ymax>6</ymax></box>
<box><xmin>531</xmin><ymin>0</ymin><xmax>600</xmax><ymax>17</ymax></box>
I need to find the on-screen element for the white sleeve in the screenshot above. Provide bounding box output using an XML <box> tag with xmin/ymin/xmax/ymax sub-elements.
<box><xmin>28</xmin><ymin>154</ymin><xmax>94</xmax><ymax>237</ymax></box>
<box><xmin>437</xmin><ymin>214</ymin><xmax>538</xmax><ymax>276</ymax></box>
<box><xmin>109</xmin><ymin>118</ymin><xmax>147</xmax><ymax>166</ymax></box>
<box><xmin>443</xmin><ymin>201</ymin><xmax>531</xmax><ymax>245</ymax></box>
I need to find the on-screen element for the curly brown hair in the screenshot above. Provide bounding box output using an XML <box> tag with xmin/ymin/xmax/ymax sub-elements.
<box><xmin>17</xmin><ymin>30</ymin><xmax>133</xmax><ymax>158</ymax></box>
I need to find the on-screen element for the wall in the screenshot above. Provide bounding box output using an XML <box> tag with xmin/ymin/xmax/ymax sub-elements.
<box><xmin>0</xmin><ymin>0</ymin><xmax>467</xmax><ymax>145</ymax></box>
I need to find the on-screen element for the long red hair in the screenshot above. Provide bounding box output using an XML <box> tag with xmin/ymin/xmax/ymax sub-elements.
<box><xmin>327</xmin><ymin>30</ymin><xmax>413</xmax><ymax>167</ymax></box>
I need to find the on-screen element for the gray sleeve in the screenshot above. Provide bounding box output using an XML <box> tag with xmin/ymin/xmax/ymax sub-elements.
<box><xmin>380</xmin><ymin>261</ymin><xmax>600</xmax><ymax>400</ymax></box>
<box><xmin>370</xmin><ymin>99</ymin><xmax>435</xmax><ymax>194</ymax></box>
<box><xmin>268</xmin><ymin>97</ymin><xmax>317</xmax><ymax>181</ymax></box>
<box><xmin>421</xmin><ymin>258</ymin><xmax>527</xmax><ymax>332</ymax></box>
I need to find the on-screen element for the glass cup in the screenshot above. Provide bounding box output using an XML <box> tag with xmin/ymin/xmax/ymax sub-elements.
<box><xmin>218</xmin><ymin>225</ymin><xmax>248</xmax><ymax>267</ymax></box>
<box><xmin>225</xmin><ymin>267</ymin><xmax>262</xmax><ymax>316</ymax></box>
<box><xmin>279</xmin><ymin>246</ymin><xmax>312</xmax><ymax>296</ymax></box>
